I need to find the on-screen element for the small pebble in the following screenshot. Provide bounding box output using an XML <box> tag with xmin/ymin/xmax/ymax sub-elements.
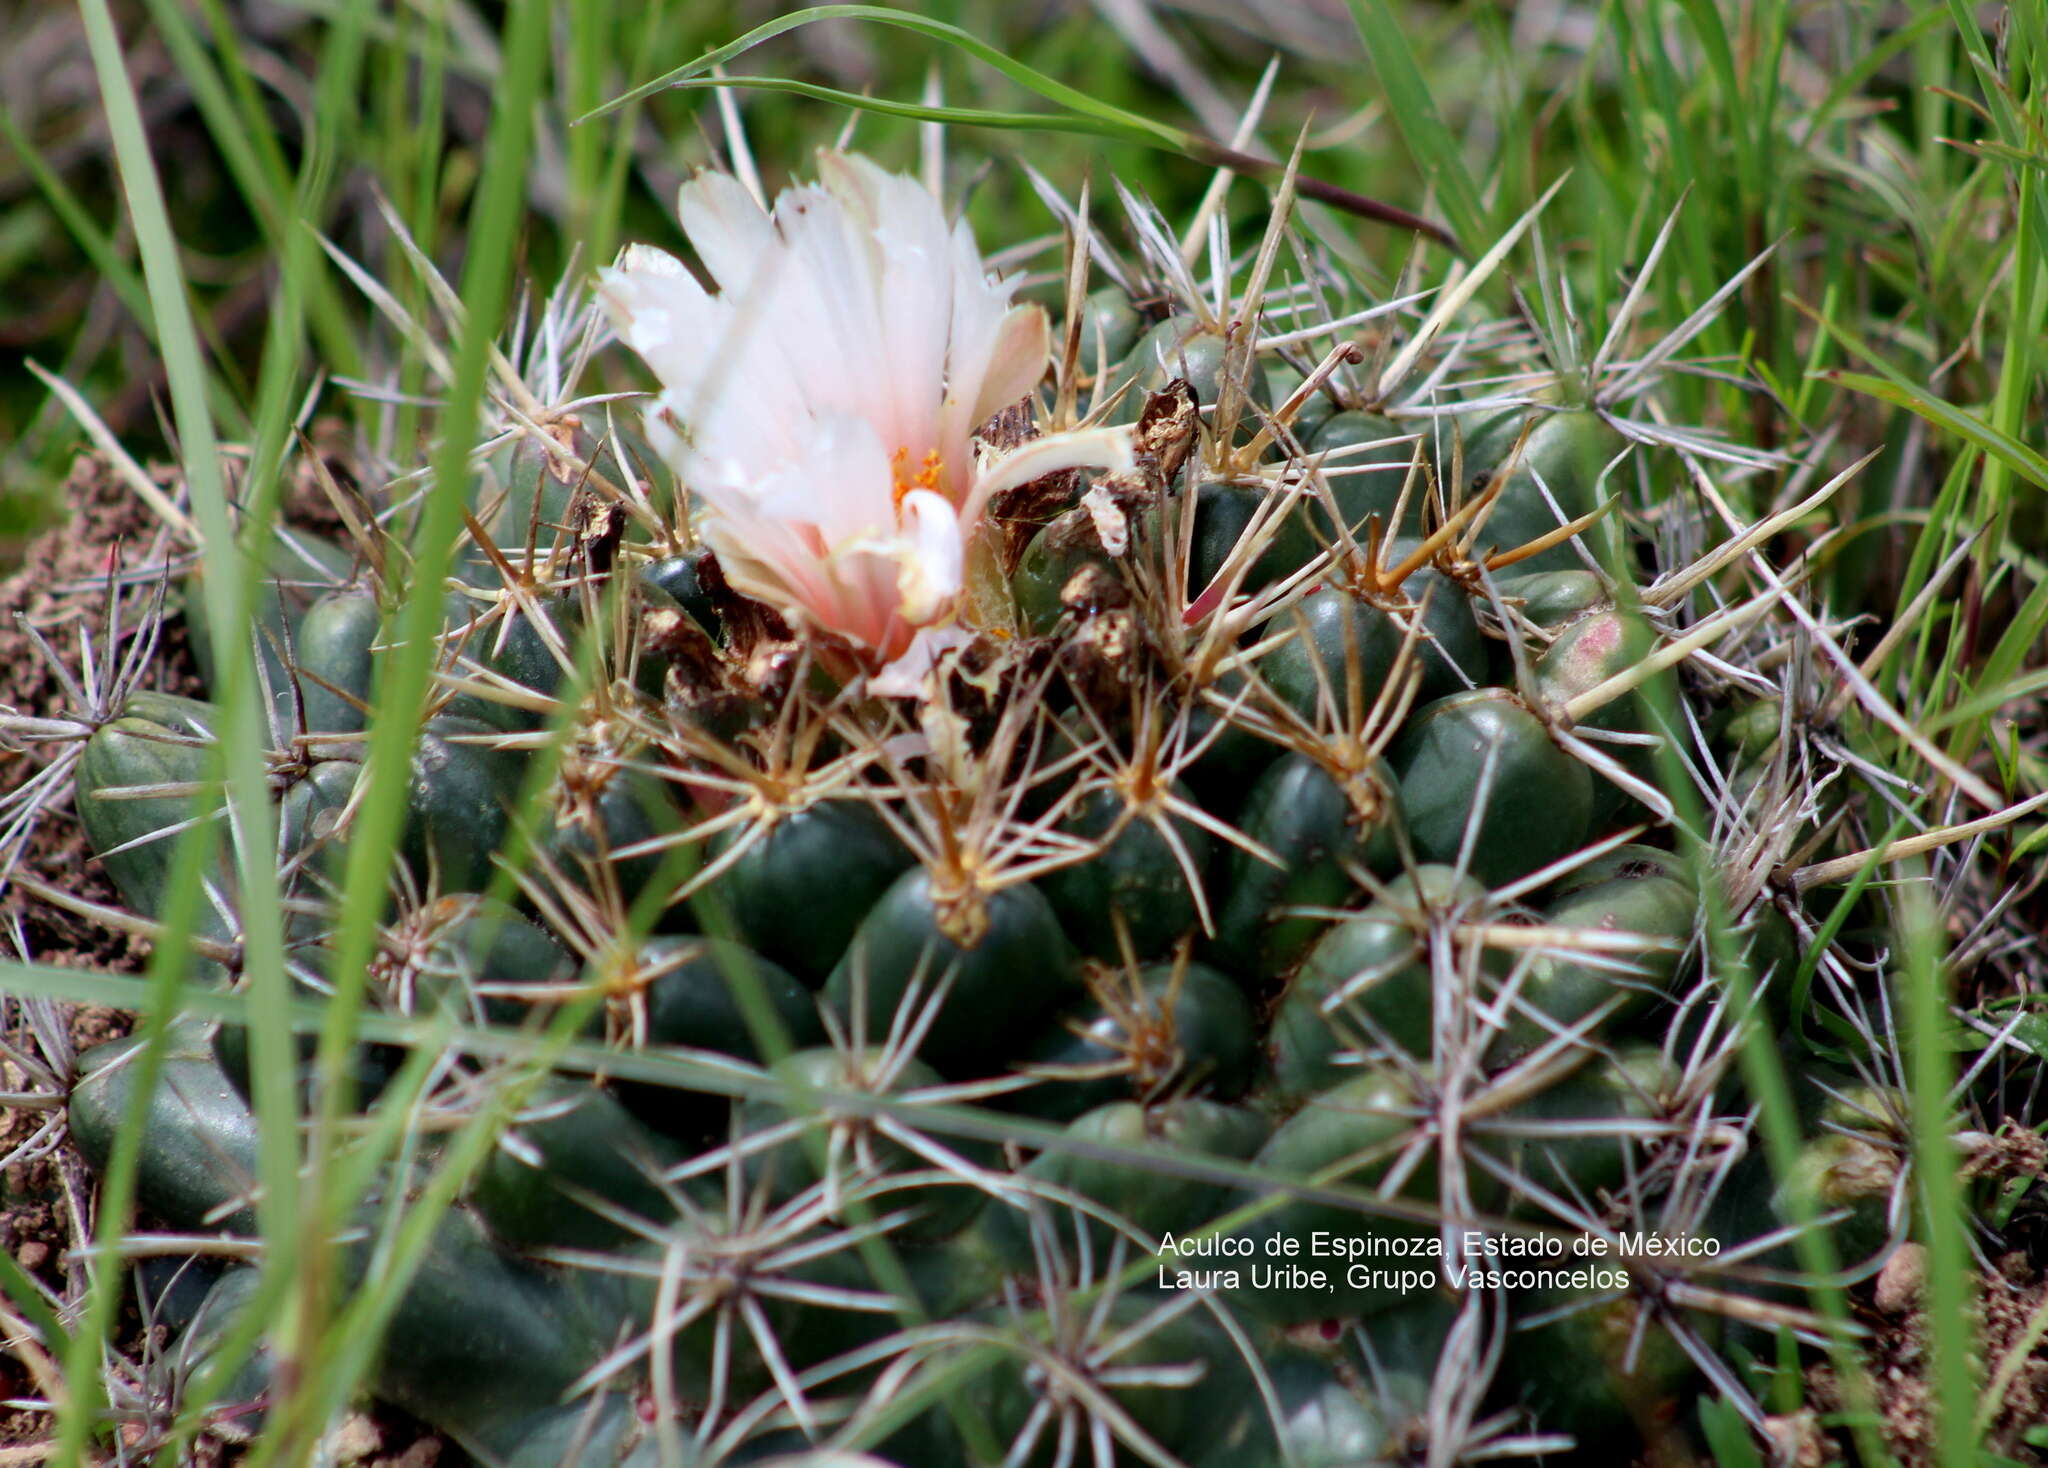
<box><xmin>331</xmin><ymin>1412</ymin><xmax>383</xmax><ymax>1462</ymax></box>
<box><xmin>1875</xmin><ymin>1241</ymin><xmax>1927</xmax><ymax>1314</ymax></box>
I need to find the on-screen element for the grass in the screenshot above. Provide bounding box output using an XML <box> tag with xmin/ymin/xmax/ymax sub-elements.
<box><xmin>0</xmin><ymin>0</ymin><xmax>2044</xmax><ymax>1464</ymax></box>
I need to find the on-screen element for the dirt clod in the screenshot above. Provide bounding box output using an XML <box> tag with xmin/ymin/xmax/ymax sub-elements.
<box><xmin>1875</xmin><ymin>1241</ymin><xmax>1927</xmax><ymax>1315</ymax></box>
<box><xmin>1809</xmin><ymin>1250</ymin><xmax>2048</xmax><ymax>1465</ymax></box>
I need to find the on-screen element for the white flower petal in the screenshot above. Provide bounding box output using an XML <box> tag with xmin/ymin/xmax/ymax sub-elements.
<box><xmin>893</xmin><ymin>489</ymin><xmax>965</xmax><ymax>625</ymax></box>
<box><xmin>867</xmin><ymin>626</ymin><xmax>974</xmax><ymax>699</ymax></box>
<box><xmin>964</xmin><ymin>426</ymin><xmax>1138</xmax><ymax>524</ymax></box>
<box><xmin>598</xmin><ymin>253</ymin><xmax>725</xmax><ymax>393</ymax></box>
<box><xmin>967</xmin><ymin>304</ymin><xmax>1050</xmax><ymax>426</ymax></box>
<box><xmin>751</xmin><ymin>415</ymin><xmax>898</xmax><ymax>546</ymax></box>
<box><xmin>676</xmin><ymin>171</ymin><xmax>775</xmax><ymax>294</ymax></box>
<box><xmin>935</xmin><ymin>219</ymin><xmax>1026</xmax><ymax>481</ymax></box>
<box><xmin>616</xmin><ymin>243</ymin><xmax>686</xmax><ymax>277</ymax></box>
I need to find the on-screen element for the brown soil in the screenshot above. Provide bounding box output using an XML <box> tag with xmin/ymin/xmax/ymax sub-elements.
<box><xmin>1807</xmin><ymin>1247</ymin><xmax>2048</xmax><ymax>1466</ymax></box>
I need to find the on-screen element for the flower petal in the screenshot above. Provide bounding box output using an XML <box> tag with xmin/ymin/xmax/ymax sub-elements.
<box><xmin>676</xmin><ymin>171</ymin><xmax>775</xmax><ymax>295</ymax></box>
<box><xmin>867</xmin><ymin>625</ymin><xmax>974</xmax><ymax>699</ymax></box>
<box><xmin>967</xmin><ymin>304</ymin><xmax>1050</xmax><ymax>426</ymax></box>
<box><xmin>964</xmin><ymin>425</ymin><xmax>1138</xmax><ymax>525</ymax></box>
<box><xmin>892</xmin><ymin>489</ymin><xmax>965</xmax><ymax>625</ymax></box>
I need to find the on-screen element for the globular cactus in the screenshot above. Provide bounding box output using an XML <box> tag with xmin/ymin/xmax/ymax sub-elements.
<box><xmin>38</xmin><ymin>148</ymin><xmax>1953</xmax><ymax>1467</ymax></box>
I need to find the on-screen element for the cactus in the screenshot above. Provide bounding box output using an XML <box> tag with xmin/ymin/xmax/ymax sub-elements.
<box><xmin>23</xmin><ymin>148</ymin><xmax>1963</xmax><ymax>1468</ymax></box>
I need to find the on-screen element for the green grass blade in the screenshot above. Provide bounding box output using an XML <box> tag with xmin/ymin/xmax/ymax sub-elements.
<box><xmin>579</xmin><ymin>4</ymin><xmax>1185</xmax><ymax>147</ymax></box>
<box><xmin>199</xmin><ymin>6</ymin><xmax>376</xmax><ymax>1447</ymax></box>
<box><xmin>0</xmin><ymin>106</ymin><xmax>255</xmax><ymax>436</ymax></box>
<box><xmin>1340</xmin><ymin>0</ymin><xmax>1486</xmax><ymax>249</ymax></box>
<box><xmin>46</xmin><ymin>826</ymin><xmax>220</xmax><ymax>1459</ymax></box>
<box><xmin>66</xmin><ymin>0</ymin><xmax>315</xmax><ymax>1454</ymax></box>
<box><xmin>0</xmin><ymin>107</ymin><xmax>153</xmax><ymax>334</ymax></box>
<box><xmin>1900</xmin><ymin>861</ymin><xmax>1977</xmax><ymax>1463</ymax></box>
<box><xmin>1818</xmin><ymin>370</ymin><xmax>2048</xmax><ymax>492</ymax></box>
<box><xmin>1699</xmin><ymin>1395</ymin><xmax>1768</xmax><ymax>1468</ymax></box>
<box><xmin>0</xmin><ymin>1249</ymin><xmax>69</xmax><ymax>1364</ymax></box>
<box><xmin>668</xmin><ymin>75</ymin><xmax>1169</xmax><ymax>144</ymax></box>
<box><xmin>128</xmin><ymin>0</ymin><xmax>368</xmax><ymax>400</ymax></box>
<box><xmin>286</xmin><ymin>0</ymin><xmax>552</xmax><ymax>1448</ymax></box>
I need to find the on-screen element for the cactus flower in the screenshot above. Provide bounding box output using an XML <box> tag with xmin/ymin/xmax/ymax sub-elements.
<box><xmin>601</xmin><ymin>153</ymin><xmax>1133</xmax><ymax>679</ymax></box>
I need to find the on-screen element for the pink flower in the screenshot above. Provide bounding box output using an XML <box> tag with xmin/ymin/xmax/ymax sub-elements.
<box><xmin>601</xmin><ymin>153</ymin><xmax>1133</xmax><ymax>673</ymax></box>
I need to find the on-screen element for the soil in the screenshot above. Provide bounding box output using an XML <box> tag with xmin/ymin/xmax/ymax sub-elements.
<box><xmin>1806</xmin><ymin>1246</ymin><xmax>2048</xmax><ymax>1466</ymax></box>
<box><xmin>0</xmin><ymin>455</ymin><xmax>453</xmax><ymax>1465</ymax></box>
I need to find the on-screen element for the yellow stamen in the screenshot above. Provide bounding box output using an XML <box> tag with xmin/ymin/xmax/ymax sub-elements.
<box><xmin>889</xmin><ymin>446</ymin><xmax>945</xmax><ymax>513</ymax></box>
